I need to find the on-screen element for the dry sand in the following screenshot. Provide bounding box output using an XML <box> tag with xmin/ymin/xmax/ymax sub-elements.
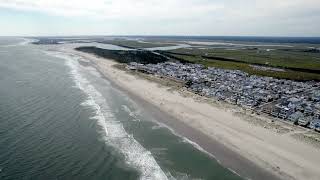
<box><xmin>56</xmin><ymin>44</ymin><xmax>320</xmax><ymax>180</ymax></box>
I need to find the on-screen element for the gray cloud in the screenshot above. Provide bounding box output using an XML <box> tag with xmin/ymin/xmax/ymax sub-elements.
<box><xmin>0</xmin><ymin>0</ymin><xmax>319</xmax><ymax>36</ymax></box>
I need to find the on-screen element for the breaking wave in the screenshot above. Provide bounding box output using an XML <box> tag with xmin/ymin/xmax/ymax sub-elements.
<box><xmin>51</xmin><ymin>52</ymin><xmax>169</xmax><ymax>180</ymax></box>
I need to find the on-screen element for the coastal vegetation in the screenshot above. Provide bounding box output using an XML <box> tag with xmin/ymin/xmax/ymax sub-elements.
<box><xmin>166</xmin><ymin>48</ymin><xmax>320</xmax><ymax>71</ymax></box>
<box><xmin>160</xmin><ymin>48</ymin><xmax>320</xmax><ymax>81</ymax></box>
<box><xmin>75</xmin><ymin>46</ymin><xmax>168</xmax><ymax>64</ymax></box>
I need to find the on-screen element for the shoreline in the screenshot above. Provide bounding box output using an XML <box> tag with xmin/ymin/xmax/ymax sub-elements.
<box><xmin>104</xmin><ymin>74</ymin><xmax>281</xmax><ymax>180</ymax></box>
<box><xmin>87</xmin><ymin>56</ymin><xmax>279</xmax><ymax>180</ymax></box>
<box><xmin>55</xmin><ymin>44</ymin><xmax>320</xmax><ymax>180</ymax></box>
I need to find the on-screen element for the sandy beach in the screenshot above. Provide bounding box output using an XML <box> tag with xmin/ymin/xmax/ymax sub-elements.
<box><xmin>55</xmin><ymin>44</ymin><xmax>320</xmax><ymax>180</ymax></box>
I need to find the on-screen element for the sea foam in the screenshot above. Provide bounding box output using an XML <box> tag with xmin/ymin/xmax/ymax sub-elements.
<box><xmin>51</xmin><ymin>52</ymin><xmax>169</xmax><ymax>180</ymax></box>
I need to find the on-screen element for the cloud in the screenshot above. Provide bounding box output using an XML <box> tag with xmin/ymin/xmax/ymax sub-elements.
<box><xmin>0</xmin><ymin>0</ymin><xmax>224</xmax><ymax>20</ymax></box>
<box><xmin>0</xmin><ymin>0</ymin><xmax>319</xmax><ymax>36</ymax></box>
<box><xmin>0</xmin><ymin>0</ymin><xmax>319</xmax><ymax>21</ymax></box>
<box><xmin>1</xmin><ymin>0</ymin><xmax>319</xmax><ymax>22</ymax></box>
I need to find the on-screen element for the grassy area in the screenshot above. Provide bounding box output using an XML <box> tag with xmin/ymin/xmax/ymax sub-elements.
<box><xmin>76</xmin><ymin>46</ymin><xmax>168</xmax><ymax>64</ymax></box>
<box><xmin>99</xmin><ymin>39</ymin><xmax>174</xmax><ymax>49</ymax></box>
<box><xmin>169</xmin><ymin>48</ymin><xmax>320</xmax><ymax>71</ymax></box>
<box><xmin>172</xmin><ymin>54</ymin><xmax>320</xmax><ymax>81</ymax></box>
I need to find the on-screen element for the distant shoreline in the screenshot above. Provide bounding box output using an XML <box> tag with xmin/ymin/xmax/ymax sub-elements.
<box><xmin>27</xmin><ymin>36</ymin><xmax>320</xmax><ymax>44</ymax></box>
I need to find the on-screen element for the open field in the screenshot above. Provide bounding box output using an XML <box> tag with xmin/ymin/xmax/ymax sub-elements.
<box><xmin>163</xmin><ymin>48</ymin><xmax>320</xmax><ymax>81</ymax></box>
<box><xmin>167</xmin><ymin>48</ymin><xmax>320</xmax><ymax>70</ymax></box>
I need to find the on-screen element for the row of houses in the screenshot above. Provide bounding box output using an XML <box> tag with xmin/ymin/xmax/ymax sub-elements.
<box><xmin>127</xmin><ymin>61</ymin><xmax>320</xmax><ymax>132</ymax></box>
<box><xmin>266</xmin><ymin>92</ymin><xmax>320</xmax><ymax>130</ymax></box>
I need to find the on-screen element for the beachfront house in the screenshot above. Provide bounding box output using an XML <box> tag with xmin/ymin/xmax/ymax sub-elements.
<box><xmin>230</xmin><ymin>95</ymin><xmax>239</xmax><ymax>105</ymax></box>
<box><xmin>271</xmin><ymin>105</ymin><xmax>281</xmax><ymax>117</ymax></box>
<box><xmin>298</xmin><ymin>116</ymin><xmax>313</xmax><ymax>127</ymax></box>
<box><xmin>314</xmin><ymin>111</ymin><xmax>320</xmax><ymax>119</ymax></box>
<box><xmin>309</xmin><ymin>119</ymin><xmax>320</xmax><ymax>129</ymax></box>
<box><xmin>262</xmin><ymin>106</ymin><xmax>272</xmax><ymax>114</ymax></box>
<box><xmin>288</xmin><ymin>111</ymin><xmax>304</xmax><ymax>124</ymax></box>
<box><xmin>278</xmin><ymin>107</ymin><xmax>294</xmax><ymax>119</ymax></box>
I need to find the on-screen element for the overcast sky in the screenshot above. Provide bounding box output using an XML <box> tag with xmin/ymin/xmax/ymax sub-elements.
<box><xmin>0</xmin><ymin>0</ymin><xmax>319</xmax><ymax>36</ymax></box>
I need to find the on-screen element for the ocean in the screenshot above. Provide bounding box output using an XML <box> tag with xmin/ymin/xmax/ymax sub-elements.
<box><xmin>0</xmin><ymin>37</ymin><xmax>242</xmax><ymax>180</ymax></box>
